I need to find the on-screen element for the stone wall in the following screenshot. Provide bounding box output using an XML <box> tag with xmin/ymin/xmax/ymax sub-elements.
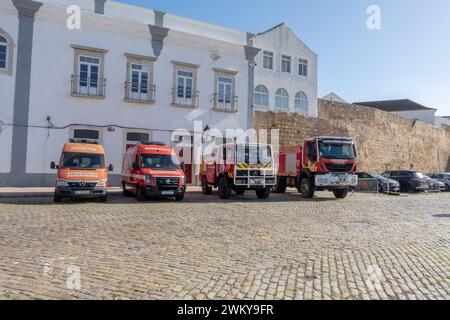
<box><xmin>254</xmin><ymin>99</ymin><xmax>450</xmax><ymax>173</ymax></box>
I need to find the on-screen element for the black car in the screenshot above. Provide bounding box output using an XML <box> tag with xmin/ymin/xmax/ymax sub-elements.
<box><xmin>382</xmin><ymin>170</ymin><xmax>428</xmax><ymax>193</ymax></box>
<box><xmin>356</xmin><ymin>172</ymin><xmax>400</xmax><ymax>193</ymax></box>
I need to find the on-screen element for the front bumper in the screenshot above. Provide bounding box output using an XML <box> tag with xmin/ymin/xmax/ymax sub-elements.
<box><xmin>315</xmin><ymin>174</ymin><xmax>358</xmax><ymax>188</ymax></box>
<box><xmin>142</xmin><ymin>185</ymin><xmax>186</xmax><ymax>197</ymax></box>
<box><xmin>234</xmin><ymin>176</ymin><xmax>276</xmax><ymax>188</ymax></box>
<box><xmin>55</xmin><ymin>186</ymin><xmax>107</xmax><ymax>198</ymax></box>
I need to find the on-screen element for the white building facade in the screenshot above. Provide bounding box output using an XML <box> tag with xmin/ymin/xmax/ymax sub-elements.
<box><xmin>0</xmin><ymin>0</ymin><xmax>318</xmax><ymax>187</ymax></box>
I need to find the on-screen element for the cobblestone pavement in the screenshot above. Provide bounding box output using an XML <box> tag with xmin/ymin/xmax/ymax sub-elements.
<box><xmin>0</xmin><ymin>190</ymin><xmax>448</xmax><ymax>300</ymax></box>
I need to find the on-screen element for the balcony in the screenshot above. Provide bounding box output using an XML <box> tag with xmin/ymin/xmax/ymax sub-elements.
<box><xmin>124</xmin><ymin>82</ymin><xmax>156</xmax><ymax>104</ymax></box>
<box><xmin>212</xmin><ymin>93</ymin><xmax>238</xmax><ymax>113</ymax></box>
<box><xmin>172</xmin><ymin>88</ymin><xmax>199</xmax><ymax>108</ymax></box>
<box><xmin>71</xmin><ymin>75</ymin><xmax>106</xmax><ymax>99</ymax></box>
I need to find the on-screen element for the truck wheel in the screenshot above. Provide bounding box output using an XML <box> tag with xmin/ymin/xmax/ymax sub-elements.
<box><xmin>136</xmin><ymin>185</ymin><xmax>146</xmax><ymax>201</ymax></box>
<box><xmin>333</xmin><ymin>189</ymin><xmax>348</xmax><ymax>199</ymax></box>
<box><xmin>100</xmin><ymin>194</ymin><xmax>108</xmax><ymax>202</ymax></box>
<box><xmin>256</xmin><ymin>187</ymin><xmax>271</xmax><ymax>199</ymax></box>
<box><xmin>300</xmin><ymin>177</ymin><xmax>315</xmax><ymax>198</ymax></box>
<box><xmin>201</xmin><ymin>177</ymin><xmax>213</xmax><ymax>195</ymax></box>
<box><xmin>273</xmin><ymin>178</ymin><xmax>287</xmax><ymax>193</ymax></box>
<box><xmin>122</xmin><ymin>183</ymin><xmax>133</xmax><ymax>197</ymax></box>
<box><xmin>54</xmin><ymin>194</ymin><xmax>62</xmax><ymax>203</ymax></box>
<box><xmin>175</xmin><ymin>192</ymin><xmax>185</xmax><ymax>202</ymax></box>
<box><xmin>218</xmin><ymin>177</ymin><xmax>231</xmax><ymax>199</ymax></box>
<box><xmin>235</xmin><ymin>187</ymin><xmax>246</xmax><ymax>196</ymax></box>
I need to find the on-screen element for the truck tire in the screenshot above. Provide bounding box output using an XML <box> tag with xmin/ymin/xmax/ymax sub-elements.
<box><xmin>136</xmin><ymin>185</ymin><xmax>146</xmax><ymax>201</ymax></box>
<box><xmin>100</xmin><ymin>194</ymin><xmax>108</xmax><ymax>202</ymax></box>
<box><xmin>175</xmin><ymin>192</ymin><xmax>185</xmax><ymax>202</ymax></box>
<box><xmin>122</xmin><ymin>183</ymin><xmax>133</xmax><ymax>197</ymax></box>
<box><xmin>256</xmin><ymin>187</ymin><xmax>271</xmax><ymax>199</ymax></box>
<box><xmin>54</xmin><ymin>194</ymin><xmax>62</xmax><ymax>203</ymax></box>
<box><xmin>235</xmin><ymin>187</ymin><xmax>246</xmax><ymax>196</ymax></box>
<box><xmin>273</xmin><ymin>177</ymin><xmax>287</xmax><ymax>193</ymax></box>
<box><xmin>300</xmin><ymin>177</ymin><xmax>315</xmax><ymax>198</ymax></box>
<box><xmin>218</xmin><ymin>177</ymin><xmax>231</xmax><ymax>199</ymax></box>
<box><xmin>201</xmin><ymin>177</ymin><xmax>213</xmax><ymax>195</ymax></box>
<box><xmin>333</xmin><ymin>189</ymin><xmax>348</xmax><ymax>199</ymax></box>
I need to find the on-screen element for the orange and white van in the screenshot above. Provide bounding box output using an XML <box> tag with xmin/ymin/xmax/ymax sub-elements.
<box><xmin>51</xmin><ymin>140</ymin><xmax>113</xmax><ymax>202</ymax></box>
<box><xmin>121</xmin><ymin>141</ymin><xmax>186</xmax><ymax>201</ymax></box>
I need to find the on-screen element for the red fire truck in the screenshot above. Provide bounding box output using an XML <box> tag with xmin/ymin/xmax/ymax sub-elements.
<box><xmin>200</xmin><ymin>143</ymin><xmax>277</xmax><ymax>199</ymax></box>
<box><xmin>274</xmin><ymin>137</ymin><xmax>358</xmax><ymax>199</ymax></box>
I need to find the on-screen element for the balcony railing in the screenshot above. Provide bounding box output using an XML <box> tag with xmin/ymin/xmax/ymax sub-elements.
<box><xmin>212</xmin><ymin>93</ymin><xmax>238</xmax><ymax>112</ymax></box>
<box><xmin>124</xmin><ymin>82</ymin><xmax>156</xmax><ymax>103</ymax></box>
<box><xmin>71</xmin><ymin>75</ymin><xmax>106</xmax><ymax>98</ymax></box>
<box><xmin>172</xmin><ymin>88</ymin><xmax>199</xmax><ymax>108</ymax></box>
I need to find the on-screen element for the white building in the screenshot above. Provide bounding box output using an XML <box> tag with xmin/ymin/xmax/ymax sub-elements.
<box><xmin>322</xmin><ymin>92</ymin><xmax>347</xmax><ymax>104</ymax></box>
<box><xmin>354</xmin><ymin>99</ymin><xmax>437</xmax><ymax>126</ymax></box>
<box><xmin>252</xmin><ymin>23</ymin><xmax>318</xmax><ymax>117</ymax></box>
<box><xmin>0</xmin><ymin>0</ymin><xmax>318</xmax><ymax>187</ymax></box>
<box><xmin>435</xmin><ymin>116</ymin><xmax>450</xmax><ymax>129</ymax></box>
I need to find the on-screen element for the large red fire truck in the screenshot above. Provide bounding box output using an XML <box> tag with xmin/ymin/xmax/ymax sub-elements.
<box><xmin>274</xmin><ymin>137</ymin><xmax>358</xmax><ymax>199</ymax></box>
<box><xmin>200</xmin><ymin>143</ymin><xmax>277</xmax><ymax>199</ymax></box>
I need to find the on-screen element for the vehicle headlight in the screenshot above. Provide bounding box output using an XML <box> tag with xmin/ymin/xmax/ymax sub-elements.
<box><xmin>265</xmin><ymin>170</ymin><xmax>274</xmax><ymax>176</ymax></box>
<box><xmin>56</xmin><ymin>179</ymin><xmax>69</xmax><ymax>187</ymax></box>
<box><xmin>96</xmin><ymin>179</ymin><xmax>108</xmax><ymax>187</ymax></box>
<box><xmin>145</xmin><ymin>175</ymin><xmax>152</xmax><ymax>184</ymax></box>
<box><xmin>181</xmin><ymin>175</ymin><xmax>186</xmax><ymax>185</ymax></box>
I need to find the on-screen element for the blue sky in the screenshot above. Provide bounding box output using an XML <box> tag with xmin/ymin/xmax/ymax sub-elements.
<box><xmin>118</xmin><ymin>0</ymin><xmax>450</xmax><ymax>116</ymax></box>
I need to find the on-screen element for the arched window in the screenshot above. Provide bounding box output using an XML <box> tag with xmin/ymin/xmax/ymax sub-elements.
<box><xmin>0</xmin><ymin>29</ymin><xmax>14</xmax><ymax>75</ymax></box>
<box><xmin>275</xmin><ymin>88</ymin><xmax>289</xmax><ymax>111</ymax></box>
<box><xmin>254</xmin><ymin>85</ymin><xmax>269</xmax><ymax>108</ymax></box>
<box><xmin>294</xmin><ymin>91</ymin><xmax>308</xmax><ymax>114</ymax></box>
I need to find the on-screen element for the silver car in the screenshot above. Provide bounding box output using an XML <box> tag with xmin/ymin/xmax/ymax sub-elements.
<box><xmin>427</xmin><ymin>173</ymin><xmax>450</xmax><ymax>192</ymax></box>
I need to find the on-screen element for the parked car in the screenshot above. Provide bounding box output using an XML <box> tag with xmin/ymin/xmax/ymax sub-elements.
<box><xmin>382</xmin><ymin>170</ymin><xmax>428</xmax><ymax>193</ymax></box>
<box><xmin>424</xmin><ymin>175</ymin><xmax>446</xmax><ymax>192</ymax></box>
<box><xmin>356</xmin><ymin>172</ymin><xmax>400</xmax><ymax>193</ymax></box>
<box><xmin>427</xmin><ymin>173</ymin><xmax>450</xmax><ymax>191</ymax></box>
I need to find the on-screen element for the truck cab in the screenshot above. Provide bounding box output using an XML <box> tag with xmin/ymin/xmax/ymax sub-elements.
<box><xmin>200</xmin><ymin>143</ymin><xmax>277</xmax><ymax>199</ymax></box>
<box><xmin>121</xmin><ymin>141</ymin><xmax>186</xmax><ymax>201</ymax></box>
<box><xmin>276</xmin><ymin>137</ymin><xmax>358</xmax><ymax>199</ymax></box>
<box><xmin>51</xmin><ymin>140</ymin><xmax>113</xmax><ymax>202</ymax></box>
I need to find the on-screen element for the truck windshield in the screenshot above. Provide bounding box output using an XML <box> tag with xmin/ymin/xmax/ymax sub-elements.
<box><xmin>61</xmin><ymin>153</ymin><xmax>105</xmax><ymax>169</ymax></box>
<box><xmin>141</xmin><ymin>154</ymin><xmax>180</xmax><ymax>169</ymax></box>
<box><xmin>236</xmin><ymin>145</ymin><xmax>272</xmax><ymax>164</ymax></box>
<box><xmin>318</xmin><ymin>142</ymin><xmax>355</xmax><ymax>159</ymax></box>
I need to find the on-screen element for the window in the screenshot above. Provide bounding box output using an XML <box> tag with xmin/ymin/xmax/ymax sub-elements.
<box><xmin>125</xmin><ymin>131</ymin><xmax>151</xmax><ymax>150</ymax></box>
<box><xmin>281</xmin><ymin>55</ymin><xmax>291</xmax><ymax>73</ymax></box>
<box><xmin>254</xmin><ymin>85</ymin><xmax>269</xmax><ymax>108</ymax></box>
<box><xmin>294</xmin><ymin>91</ymin><xmax>308</xmax><ymax>114</ymax></box>
<box><xmin>177</xmin><ymin>70</ymin><xmax>194</xmax><ymax>105</ymax></box>
<box><xmin>298</xmin><ymin>58</ymin><xmax>308</xmax><ymax>77</ymax></box>
<box><xmin>0</xmin><ymin>29</ymin><xmax>14</xmax><ymax>75</ymax></box>
<box><xmin>0</xmin><ymin>35</ymin><xmax>7</xmax><ymax>70</ymax></box>
<box><xmin>275</xmin><ymin>88</ymin><xmax>289</xmax><ymax>111</ymax></box>
<box><xmin>125</xmin><ymin>54</ymin><xmax>156</xmax><ymax>103</ymax></box>
<box><xmin>263</xmin><ymin>51</ymin><xmax>273</xmax><ymax>70</ymax></box>
<box><xmin>213</xmin><ymin>68</ymin><xmax>237</xmax><ymax>112</ymax></box>
<box><xmin>172</xmin><ymin>61</ymin><xmax>199</xmax><ymax>108</ymax></box>
<box><xmin>71</xmin><ymin>45</ymin><xmax>107</xmax><ymax>98</ymax></box>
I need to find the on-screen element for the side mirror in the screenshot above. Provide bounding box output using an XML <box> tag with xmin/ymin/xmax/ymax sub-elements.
<box><xmin>50</xmin><ymin>161</ymin><xmax>57</xmax><ymax>170</ymax></box>
<box><xmin>108</xmin><ymin>164</ymin><xmax>114</xmax><ymax>172</ymax></box>
<box><xmin>132</xmin><ymin>162</ymin><xmax>139</xmax><ymax>171</ymax></box>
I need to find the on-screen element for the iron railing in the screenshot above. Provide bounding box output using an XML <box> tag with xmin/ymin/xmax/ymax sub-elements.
<box><xmin>212</xmin><ymin>93</ymin><xmax>238</xmax><ymax>112</ymax></box>
<box><xmin>71</xmin><ymin>75</ymin><xmax>106</xmax><ymax>98</ymax></box>
<box><xmin>124</xmin><ymin>82</ymin><xmax>156</xmax><ymax>103</ymax></box>
<box><xmin>172</xmin><ymin>88</ymin><xmax>199</xmax><ymax>108</ymax></box>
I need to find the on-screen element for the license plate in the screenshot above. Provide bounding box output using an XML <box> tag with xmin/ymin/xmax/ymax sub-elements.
<box><xmin>161</xmin><ymin>191</ymin><xmax>174</xmax><ymax>195</ymax></box>
<box><xmin>75</xmin><ymin>191</ymin><xmax>90</xmax><ymax>195</ymax></box>
<box><xmin>251</xmin><ymin>178</ymin><xmax>263</xmax><ymax>185</ymax></box>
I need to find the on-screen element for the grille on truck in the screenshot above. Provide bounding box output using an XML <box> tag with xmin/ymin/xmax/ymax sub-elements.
<box><xmin>325</xmin><ymin>164</ymin><xmax>353</xmax><ymax>173</ymax></box>
<box><xmin>68</xmin><ymin>182</ymin><xmax>97</xmax><ymax>188</ymax></box>
<box><xmin>156</xmin><ymin>177</ymin><xmax>179</xmax><ymax>191</ymax></box>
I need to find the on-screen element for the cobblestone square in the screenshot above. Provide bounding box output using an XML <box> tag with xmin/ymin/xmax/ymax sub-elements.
<box><xmin>0</xmin><ymin>190</ymin><xmax>448</xmax><ymax>300</ymax></box>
